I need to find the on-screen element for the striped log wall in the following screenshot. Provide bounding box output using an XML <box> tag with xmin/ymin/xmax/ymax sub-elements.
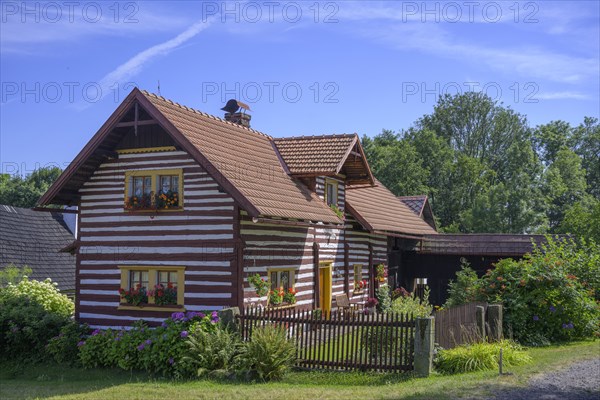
<box><xmin>77</xmin><ymin>150</ymin><xmax>237</xmax><ymax>329</ymax></box>
<box><xmin>241</xmin><ymin>176</ymin><xmax>388</xmax><ymax>311</ymax></box>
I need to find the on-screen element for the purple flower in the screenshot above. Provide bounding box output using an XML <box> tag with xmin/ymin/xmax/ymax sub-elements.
<box><xmin>145</xmin><ymin>339</ymin><xmax>152</xmax><ymax>345</ymax></box>
<box><xmin>186</xmin><ymin>311</ymin><xmax>197</xmax><ymax>319</ymax></box>
<box><xmin>77</xmin><ymin>341</ymin><xmax>85</xmax><ymax>347</ymax></box>
<box><xmin>171</xmin><ymin>312</ymin><xmax>185</xmax><ymax>321</ymax></box>
<box><xmin>533</xmin><ymin>315</ymin><xmax>539</xmax><ymax>321</ymax></box>
<box><xmin>180</xmin><ymin>330</ymin><xmax>188</xmax><ymax>338</ymax></box>
<box><xmin>567</xmin><ymin>322</ymin><xmax>574</xmax><ymax>329</ymax></box>
<box><xmin>549</xmin><ymin>306</ymin><xmax>556</xmax><ymax>313</ymax></box>
<box><xmin>161</xmin><ymin>321</ymin><xmax>168</xmax><ymax>328</ymax></box>
<box><xmin>198</xmin><ymin>312</ymin><xmax>205</xmax><ymax>319</ymax></box>
<box><xmin>168</xmin><ymin>357</ymin><xmax>174</xmax><ymax>365</ymax></box>
<box><xmin>137</xmin><ymin>344</ymin><xmax>145</xmax><ymax>351</ymax></box>
<box><xmin>114</xmin><ymin>336</ymin><xmax>121</xmax><ymax>342</ymax></box>
<box><xmin>91</xmin><ymin>329</ymin><xmax>100</xmax><ymax>336</ymax></box>
<box><xmin>211</xmin><ymin>311</ymin><xmax>218</xmax><ymax>318</ymax></box>
<box><xmin>562</xmin><ymin>323</ymin><xmax>568</xmax><ymax>329</ymax></box>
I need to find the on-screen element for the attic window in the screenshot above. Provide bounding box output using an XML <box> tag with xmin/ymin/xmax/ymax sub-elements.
<box><xmin>325</xmin><ymin>178</ymin><xmax>338</xmax><ymax>207</ymax></box>
<box><xmin>124</xmin><ymin>169</ymin><xmax>184</xmax><ymax>211</ymax></box>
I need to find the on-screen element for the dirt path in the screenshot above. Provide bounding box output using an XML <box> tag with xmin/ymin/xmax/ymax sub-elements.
<box><xmin>491</xmin><ymin>358</ymin><xmax>600</xmax><ymax>400</ymax></box>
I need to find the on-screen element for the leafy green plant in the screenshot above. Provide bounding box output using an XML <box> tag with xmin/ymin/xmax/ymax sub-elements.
<box><xmin>46</xmin><ymin>321</ymin><xmax>89</xmax><ymax>365</ymax></box>
<box><xmin>445</xmin><ymin>260</ymin><xmax>480</xmax><ymax>307</ymax></box>
<box><xmin>248</xmin><ymin>274</ymin><xmax>270</xmax><ymax>297</ymax></box>
<box><xmin>375</xmin><ymin>283</ymin><xmax>392</xmax><ymax>313</ymax></box>
<box><xmin>435</xmin><ymin>340</ymin><xmax>531</xmax><ymax>374</ymax></box>
<box><xmin>0</xmin><ymin>264</ymin><xmax>32</xmax><ymax>287</ymax></box>
<box><xmin>236</xmin><ymin>324</ymin><xmax>296</xmax><ymax>381</ymax></box>
<box><xmin>390</xmin><ymin>287</ymin><xmax>433</xmax><ymax>318</ymax></box>
<box><xmin>0</xmin><ymin>277</ymin><xmax>74</xmax><ymax>360</ymax></box>
<box><xmin>184</xmin><ymin>324</ymin><xmax>241</xmax><ymax>376</ymax></box>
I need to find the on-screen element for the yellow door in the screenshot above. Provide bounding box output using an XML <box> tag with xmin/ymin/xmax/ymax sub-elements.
<box><xmin>319</xmin><ymin>262</ymin><xmax>332</xmax><ymax>314</ymax></box>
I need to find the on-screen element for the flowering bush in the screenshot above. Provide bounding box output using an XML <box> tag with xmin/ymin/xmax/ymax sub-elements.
<box><xmin>78</xmin><ymin>311</ymin><xmax>220</xmax><ymax>377</ymax></box>
<box><xmin>46</xmin><ymin>321</ymin><xmax>90</xmax><ymax>365</ymax></box>
<box><xmin>354</xmin><ymin>279</ymin><xmax>368</xmax><ymax>292</ymax></box>
<box><xmin>124</xmin><ymin>193</ymin><xmax>152</xmax><ymax>210</ymax></box>
<box><xmin>248</xmin><ymin>274</ymin><xmax>269</xmax><ymax>297</ymax></box>
<box><xmin>269</xmin><ymin>288</ymin><xmax>284</xmax><ymax>306</ymax></box>
<box><xmin>0</xmin><ymin>277</ymin><xmax>74</xmax><ymax>360</ymax></box>
<box><xmin>365</xmin><ymin>297</ymin><xmax>378</xmax><ymax>309</ymax></box>
<box><xmin>282</xmin><ymin>288</ymin><xmax>297</xmax><ymax>304</ymax></box>
<box><xmin>375</xmin><ymin>264</ymin><xmax>386</xmax><ymax>281</ymax></box>
<box><xmin>156</xmin><ymin>190</ymin><xmax>179</xmax><ymax>209</ymax></box>
<box><xmin>149</xmin><ymin>283</ymin><xmax>177</xmax><ymax>306</ymax></box>
<box><xmin>392</xmin><ymin>287</ymin><xmax>410</xmax><ymax>300</ymax></box>
<box><xmin>119</xmin><ymin>284</ymin><xmax>148</xmax><ymax>306</ymax></box>
<box><xmin>445</xmin><ymin>237</ymin><xmax>599</xmax><ymax>345</ymax></box>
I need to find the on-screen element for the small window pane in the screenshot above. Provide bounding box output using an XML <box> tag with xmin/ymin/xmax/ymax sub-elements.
<box><xmin>280</xmin><ymin>271</ymin><xmax>289</xmax><ymax>290</ymax></box>
<box><xmin>159</xmin><ymin>271</ymin><xmax>168</xmax><ymax>283</ymax></box>
<box><xmin>270</xmin><ymin>272</ymin><xmax>277</xmax><ymax>290</ymax></box>
<box><xmin>144</xmin><ymin>177</ymin><xmax>152</xmax><ymax>195</ymax></box>
<box><xmin>161</xmin><ymin>176</ymin><xmax>171</xmax><ymax>193</ymax></box>
<box><xmin>171</xmin><ymin>176</ymin><xmax>179</xmax><ymax>193</ymax></box>
<box><xmin>134</xmin><ymin>177</ymin><xmax>143</xmax><ymax>197</ymax></box>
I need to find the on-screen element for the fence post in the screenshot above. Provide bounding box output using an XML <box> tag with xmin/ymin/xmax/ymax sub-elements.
<box><xmin>475</xmin><ymin>306</ymin><xmax>485</xmax><ymax>340</ymax></box>
<box><xmin>486</xmin><ymin>304</ymin><xmax>503</xmax><ymax>341</ymax></box>
<box><xmin>218</xmin><ymin>307</ymin><xmax>240</xmax><ymax>331</ymax></box>
<box><xmin>414</xmin><ymin>317</ymin><xmax>434</xmax><ymax>377</ymax></box>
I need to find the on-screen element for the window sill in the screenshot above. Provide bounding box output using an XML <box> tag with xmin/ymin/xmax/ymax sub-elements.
<box><xmin>118</xmin><ymin>304</ymin><xmax>185</xmax><ymax>312</ymax></box>
<box><xmin>123</xmin><ymin>207</ymin><xmax>184</xmax><ymax>213</ymax></box>
<box><xmin>266</xmin><ymin>303</ymin><xmax>297</xmax><ymax>310</ymax></box>
<box><xmin>352</xmin><ymin>290</ymin><xmax>365</xmax><ymax>296</ymax></box>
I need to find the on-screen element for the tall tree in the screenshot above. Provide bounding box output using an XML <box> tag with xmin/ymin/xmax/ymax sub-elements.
<box><xmin>0</xmin><ymin>167</ymin><xmax>62</xmax><ymax>208</ymax></box>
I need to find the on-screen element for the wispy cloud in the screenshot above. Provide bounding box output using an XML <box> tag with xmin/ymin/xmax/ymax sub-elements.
<box><xmin>71</xmin><ymin>18</ymin><xmax>212</xmax><ymax>109</ymax></box>
<box><xmin>536</xmin><ymin>91</ymin><xmax>591</xmax><ymax>100</ymax></box>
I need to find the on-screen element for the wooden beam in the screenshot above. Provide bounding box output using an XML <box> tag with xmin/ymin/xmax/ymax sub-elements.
<box><xmin>32</xmin><ymin>207</ymin><xmax>79</xmax><ymax>214</ymax></box>
<box><xmin>372</xmin><ymin>230</ymin><xmax>424</xmax><ymax>241</ymax></box>
<box><xmin>253</xmin><ymin>217</ymin><xmax>344</xmax><ymax>229</ymax></box>
<box><xmin>344</xmin><ymin>242</ymin><xmax>350</xmax><ymax>294</ymax></box>
<box><xmin>114</xmin><ymin>119</ymin><xmax>157</xmax><ymax>128</ymax></box>
<box><xmin>313</xmin><ymin>240</ymin><xmax>320</xmax><ymax>308</ymax></box>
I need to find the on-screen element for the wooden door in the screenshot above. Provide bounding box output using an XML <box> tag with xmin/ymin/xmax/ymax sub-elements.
<box><xmin>319</xmin><ymin>263</ymin><xmax>332</xmax><ymax>314</ymax></box>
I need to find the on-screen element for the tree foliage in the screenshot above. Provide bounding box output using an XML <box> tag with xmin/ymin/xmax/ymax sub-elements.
<box><xmin>363</xmin><ymin>92</ymin><xmax>598</xmax><ymax>236</ymax></box>
<box><xmin>0</xmin><ymin>167</ymin><xmax>62</xmax><ymax>208</ymax></box>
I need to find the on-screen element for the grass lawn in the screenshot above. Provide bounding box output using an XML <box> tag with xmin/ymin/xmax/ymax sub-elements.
<box><xmin>1</xmin><ymin>340</ymin><xmax>598</xmax><ymax>400</ymax></box>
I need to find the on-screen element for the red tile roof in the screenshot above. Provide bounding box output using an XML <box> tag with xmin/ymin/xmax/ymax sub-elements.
<box><xmin>345</xmin><ymin>180</ymin><xmax>438</xmax><ymax>236</ymax></box>
<box><xmin>273</xmin><ymin>135</ymin><xmax>357</xmax><ymax>174</ymax></box>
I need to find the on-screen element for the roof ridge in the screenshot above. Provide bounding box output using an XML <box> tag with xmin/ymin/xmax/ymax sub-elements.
<box><xmin>140</xmin><ymin>90</ymin><xmax>273</xmax><ymax>140</ymax></box>
<box><xmin>274</xmin><ymin>133</ymin><xmax>357</xmax><ymax>141</ymax></box>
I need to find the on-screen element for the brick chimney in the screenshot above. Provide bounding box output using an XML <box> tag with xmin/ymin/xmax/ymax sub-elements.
<box><xmin>221</xmin><ymin>99</ymin><xmax>251</xmax><ymax>128</ymax></box>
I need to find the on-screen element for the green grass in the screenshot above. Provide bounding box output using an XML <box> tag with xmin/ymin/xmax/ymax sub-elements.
<box><xmin>1</xmin><ymin>341</ymin><xmax>598</xmax><ymax>400</ymax></box>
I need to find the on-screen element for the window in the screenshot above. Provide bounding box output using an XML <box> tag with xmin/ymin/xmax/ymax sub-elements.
<box><xmin>119</xmin><ymin>266</ymin><xmax>185</xmax><ymax>310</ymax></box>
<box><xmin>353</xmin><ymin>264</ymin><xmax>365</xmax><ymax>292</ymax></box>
<box><xmin>325</xmin><ymin>178</ymin><xmax>338</xmax><ymax>206</ymax></box>
<box><xmin>269</xmin><ymin>268</ymin><xmax>295</xmax><ymax>291</ymax></box>
<box><xmin>124</xmin><ymin>169</ymin><xmax>184</xmax><ymax>211</ymax></box>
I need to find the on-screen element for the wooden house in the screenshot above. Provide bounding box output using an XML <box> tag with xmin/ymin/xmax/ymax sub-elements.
<box><xmin>37</xmin><ymin>88</ymin><xmax>436</xmax><ymax>328</ymax></box>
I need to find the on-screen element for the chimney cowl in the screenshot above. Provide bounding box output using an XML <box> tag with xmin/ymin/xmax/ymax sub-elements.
<box><xmin>221</xmin><ymin>99</ymin><xmax>251</xmax><ymax>128</ymax></box>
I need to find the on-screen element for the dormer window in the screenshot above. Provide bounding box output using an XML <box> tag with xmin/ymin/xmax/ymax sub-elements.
<box><xmin>325</xmin><ymin>178</ymin><xmax>338</xmax><ymax>207</ymax></box>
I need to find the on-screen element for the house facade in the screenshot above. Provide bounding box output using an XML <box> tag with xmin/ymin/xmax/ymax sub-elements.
<box><xmin>38</xmin><ymin>88</ymin><xmax>436</xmax><ymax>329</ymax></box>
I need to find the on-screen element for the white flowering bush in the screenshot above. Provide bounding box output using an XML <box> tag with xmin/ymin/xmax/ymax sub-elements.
<box><xmin>0</xmin><ymin>277</ymin><xmax>74</xmax><ymax>360</ymax></box>
<box><xmin>1</xmin><ymin>277</ymin><xmax>74</xmax><ymax>317</ymax></box>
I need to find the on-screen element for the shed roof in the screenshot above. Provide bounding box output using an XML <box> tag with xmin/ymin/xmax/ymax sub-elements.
<box><xmin>345</xmin><ymin>180</ymin><xmax>438</xmax><ymax>236</ymax></box>
<box><xmin>420</xmin><ymin>234</ymin><xmax>548</xmax><ymax>256</ymax></box>
<box><xmin>0</xmin><ymin>205</ymin><xmax>75</xmax><ymax>291</ymax></box>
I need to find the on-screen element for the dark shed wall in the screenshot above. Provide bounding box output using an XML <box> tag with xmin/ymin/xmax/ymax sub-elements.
<box><xmin>399</xmin><ymin>252</ymin><xmax>507</xmax><ymax>306</ymax></box>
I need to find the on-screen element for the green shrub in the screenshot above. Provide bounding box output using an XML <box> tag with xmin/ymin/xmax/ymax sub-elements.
<box><xmin>375</xmin><ymin>284</ymin><xmax>392</xmax><ymax>313</ymax></box>
<box><xmin>0</xmin><ymin>264</ymin><xmax>32</xmax><ymax>287</ymax></box>
<box><xmin>46</xmin><ymin>321</ymin><xmax>89</xmax><ymax>365</ymax></box>
<box><xmin>435</xmin><ymin>340</ymin><xmax>531</xmax><ymax>374</ymax></box>
<box><xmin>0</xmin><ymin>277</ymin><xmax>74</xmax><ymax>360</ymax></box>
<box><xmin>444</xmin><ymin>260</ymin><xmax>480</xmax><ymax>307</ymax></box>
<box><xmin>184</xmin><ymin>324</ymin><xmax>241</xmax><ymax>376</ymax></box>
<box><xmin>478</xmin><ymin>238</ymin><xmax>599</xmax><ymax>345</ymax></box>
<box><xmin>78</xmin><ymin>311</ymin><xmax>220</xmax><ymax>378</ymax></box>
<box><xmin>236</xmin><ymin>324</ymin><xmax>296</xmax><ymax>381</ymax></box>
<box><xmin>390</xmin><ymin>287</ymin><xmax>433</xmax><ymax>318</ymax></box>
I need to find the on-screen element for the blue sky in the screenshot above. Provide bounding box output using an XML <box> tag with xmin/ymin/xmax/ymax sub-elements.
<box><xmin>1</xmin><ymin>1</ymin><xmax>599</xmax><ymax>175</ymax></box>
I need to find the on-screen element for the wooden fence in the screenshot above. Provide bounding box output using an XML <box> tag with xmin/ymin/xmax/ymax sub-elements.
<box><xmin>237</xmin><ymin>306</ymin><xmax>416</xmax><ymax>372</ymax></box>
<box><xmin>433</xmin><ymin>302</ymin><xmax>488</xmax><ymax>349</ymax></box>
